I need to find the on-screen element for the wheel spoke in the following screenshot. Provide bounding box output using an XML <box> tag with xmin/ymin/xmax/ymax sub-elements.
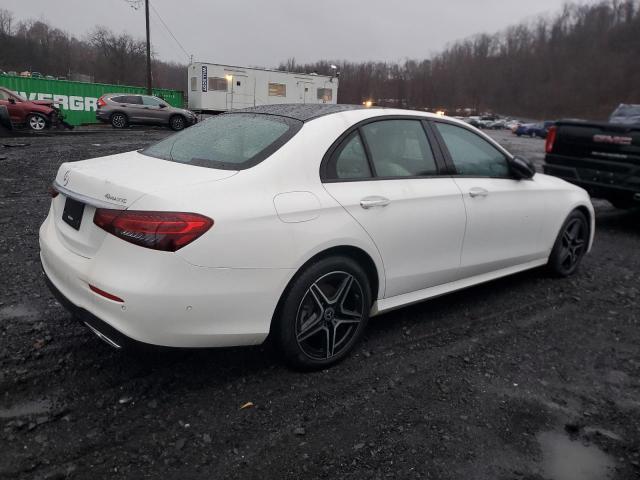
<box><xmin>331</xmin><ymin>274</ymin><xmax>353</xmax><ymax>305</ymax></box>
<box><xmin>334</xmin><ymin>318</ymin><xmax>361</xmax><ymax>327</ymax></box>
<box><xmin>325</xmin><ymin>324</ymin><xmax>337</xmax><ymax>358</ymax></box>
<box><xmin>297</xmin><ymin>318</ymin><xmax>325</xmax><ymax>343</ymax></box>
<box><xmin>309</xmin><ymin>283</ymin><xmax>329</xmax><ymax>310</ymax></box>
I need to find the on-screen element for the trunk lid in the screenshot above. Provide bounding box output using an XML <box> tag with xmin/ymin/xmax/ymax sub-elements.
<box><xmin>52</xmin><ymin>150</ymin><xmax>237</xmax><ymax>258</ymax></box>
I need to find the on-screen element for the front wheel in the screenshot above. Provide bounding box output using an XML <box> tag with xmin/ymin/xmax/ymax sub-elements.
<box><xmin>169</xmin><ymin>115</ymin><xmax>186</xmax><ymax>131</ymax></box>
<box><xmin>273</xmin><ymin>256</ymin><xmax>372</xmax><ymax>370</ymax></box>
<box><xmin>547</xmin><ymin>210</ymin><xmax>589</xmax><ymax>277</ymax></box>
<box><xmin>27</xmin><ymin>113</ymin><xmax>47</xmax><ymax>131</ymax></box>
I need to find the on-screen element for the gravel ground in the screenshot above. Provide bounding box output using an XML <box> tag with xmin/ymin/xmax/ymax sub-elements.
<box><xmin>0</xmin><ymin>126</ymin><xmax>639</xmax><ymax>480</ymax></box>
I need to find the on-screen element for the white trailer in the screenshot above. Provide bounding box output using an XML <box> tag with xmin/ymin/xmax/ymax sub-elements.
<box><xmin>187</xmin><ymin>62</ymin><xmax>338</xmax><ymax>113</ymax></box>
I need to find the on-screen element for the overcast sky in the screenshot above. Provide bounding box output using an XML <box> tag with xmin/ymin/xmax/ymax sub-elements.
<box><xmin>4</xmin><ymin>0</ymin><xmax>599</xmax><ymax>67</ymax></box>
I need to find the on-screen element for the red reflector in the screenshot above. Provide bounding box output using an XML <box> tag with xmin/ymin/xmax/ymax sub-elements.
<box><xmin>89</xmin><ymin>284</ymin><xmax>124</xmax><ymax>303</ymax></box>
<box><xmin>545</xmin><ymin>126</ymin><xmax>557</xmax><ymax>154</ymax></box>
<box><xmin>93</xmin><ymin>209</ymin><xmax>213</xmax><ymax>252</ymax></box>
<box><xmin>48</xmin><ymin>184</ymin><xmax>59</xmax><ymax>198</ymax></box>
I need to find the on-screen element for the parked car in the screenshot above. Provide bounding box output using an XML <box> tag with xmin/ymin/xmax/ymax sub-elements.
<box><xmin>544</xmin><ymin>105</ymin><xmax>640</xmax><ymax>209</ymax></box>
<box><xmin>609</xmin><ymin>103</ymin><xmax>640</xmax><ymax>125</ymax></box>
<box><xmin>19</xmin><ymin>71</ymin><xmax>31</xmax><ymax>77</ymax></box>
<box><xmin>515</xmin><ymin>121</ymin><xmax>554</xmax><ymax>138</ymax></box>
<box><xmin>7</xmin><ymin>71</ymin><xmax>17</xmax><ymax>77</ymax></box>
<box><xmin>40</xmin><ymin>104</ymin><xmax>594</xmax><ymax>369</ymax></box>
<box><xmin>0</xmin><ymin>86</ymin><xmax>65</xmax><ymax>131</ymax></box>
<box><xmin>31</xmin><ymin>72</ymin><xmax>43</xmax><ymax>79</ymax></box>
<box><xmin>96</xmin><ymin>93</ymin><xmax>197</xmax><ymax>131</ymax></box>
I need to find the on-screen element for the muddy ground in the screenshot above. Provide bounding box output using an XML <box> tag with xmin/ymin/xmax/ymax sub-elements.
<box><xmin>0</xmin><ymin>126</ymin><xmax>638</xmax><ymax>480</ymax></box>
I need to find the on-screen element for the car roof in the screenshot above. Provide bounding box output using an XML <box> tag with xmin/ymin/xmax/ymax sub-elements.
<box><xmin>233</xmin><ymin>104</ymin><xmax>374</xmax><ymax>122</ymax></box>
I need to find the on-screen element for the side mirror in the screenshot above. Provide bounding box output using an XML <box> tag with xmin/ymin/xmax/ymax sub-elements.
<box><xmin>8</xmin><ymin>98</ymin><xmax>16</xmax><ymax>104</ymax></box>
<box><xmin>509</xmin><ymin>155</ymin><xmax>535</xmax><ymax>179</ymax></box>
<box><xmin>159</xmin><ymin>104</ymin><xmax>167</xmax><ymax>108</ymax></box>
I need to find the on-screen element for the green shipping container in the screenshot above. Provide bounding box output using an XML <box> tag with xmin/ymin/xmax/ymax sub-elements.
<box><xmin>0</xmin><ymin>75</ymin><xmax>184</xmax><ymax>126</ymax></box>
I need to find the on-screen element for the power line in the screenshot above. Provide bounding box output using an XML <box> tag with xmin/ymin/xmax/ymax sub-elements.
<box><xmin>149</xmin><ymin>1</ymin><xmax>190</xmax><ymax>60</ymax></box>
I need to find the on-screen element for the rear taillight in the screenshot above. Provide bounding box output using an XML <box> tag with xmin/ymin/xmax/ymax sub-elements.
<box><xmin>48</xmin><ymin>184</ymin><xmax>59</xmax><ymax>198</ymax></box>
<box><xmin>545</xmin><ymin>126</ymin><xmax>557</xmax><ymax>153</ymax></box>
<box><xmin>93</xmin><ymin>209</ymin><xmax>213</xmax><ymax>252</ymax></box>
<box><xmin>97</xmin><ymin>97</ymin><xmax>107</xmax><ymax>108</ymax></box>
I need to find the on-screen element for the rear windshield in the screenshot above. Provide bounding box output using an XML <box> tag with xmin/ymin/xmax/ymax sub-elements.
<box><xmin>142</xmin><ymin>113</ymin><xmax>302</xmax><ymax>170</ymax></box>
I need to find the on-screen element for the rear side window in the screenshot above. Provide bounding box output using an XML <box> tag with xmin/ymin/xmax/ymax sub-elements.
<box><xmin>111</xmin><ymin>95</ymin><xmax>141</xmax><ymax>104</ymax></box>
<box><xmin>361</xmin><ymin>120</ymin><xmax>437</xmax><ymax>177</ymax></box>
<box><xmin>142</xmin><ymin>113</ymin><xmax>302</xmax><ymax>170</ymax></box>
<box><xmin>330</xmin><ymin>131</ymin><xmax>372</xmax><ymax>179</ymax></box>
<box><xmin>435</xmin><ymin>122</ymin><xmax>509</xmax><ymax>177</ymax></box>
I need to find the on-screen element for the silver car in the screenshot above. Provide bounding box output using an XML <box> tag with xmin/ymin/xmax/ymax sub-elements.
<box><xmin>96</xmin><ymin>93</ymin><xmax>197</xmax><ymax>130</ymax></box>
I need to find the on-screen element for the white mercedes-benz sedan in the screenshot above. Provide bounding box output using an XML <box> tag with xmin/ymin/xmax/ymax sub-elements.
<box><xmin>39</xmin><ymin>105</ymin><xmax>594</xmax><ymax>369</ymax></box>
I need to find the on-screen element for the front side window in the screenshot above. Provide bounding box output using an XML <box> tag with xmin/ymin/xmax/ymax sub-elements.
<box><xmin>361</xmin><ymin>120</ymin><xmax>437</xmax><ymax>177</ymax></box>
<box><xmin>269</xmin><ymin>83</ymin><xmax>286</xmax><ymax>97</ymax></box>
<box><xmin>208</xmin><ymin>77</ymin><xmax>228</xmax><ymax>91</ymax></box>
<box><xmin>142</xmin><ymin>113</ymin><xmax>302</xmax><ymax>170</ymax></box>
<box><xmin>435</xmin><ymin>122</ymin><xmax>509</xmax><ymax>177</ymax></box>
<box><xmin>329</xmin><ymin>131</ymin><xmax>372</xmax><ymax>179</ymax></box>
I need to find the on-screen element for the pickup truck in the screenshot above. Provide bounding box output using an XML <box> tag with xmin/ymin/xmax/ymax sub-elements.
<box><xmin>543</xmin><ymin>104</ymin><xmax>640</xmax><ymax>209</ymax></box>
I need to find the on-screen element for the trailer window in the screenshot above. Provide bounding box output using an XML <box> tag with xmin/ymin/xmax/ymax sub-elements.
<box><xmin>190</xmin><ymin>77</ymin><xmax>197</xmax><ymax>92</ymax></box>
<box><xmin>317</xmin><ymin>88</ymin><xmax>332</xmax><ymax>101</ymax></box>
<box><xmin>208</xmin><ymin>77</ymin><xmax>228</xmax><ymax>91</ymax></box>
<box><xmin>269</xmin><ymin>83</ymin><xmax>286</xmax><ymax>97</ymax></box>
<box><xmin>141</xmin><ymin>113</ymin><xmax>302</xmax><ymax>170</ymax></box>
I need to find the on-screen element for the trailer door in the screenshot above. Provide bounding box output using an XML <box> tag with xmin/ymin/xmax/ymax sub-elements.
<box><xmin>298</xmin><ymin>81</ymin><xmax>314</xmax><ymax>104</ymax></box>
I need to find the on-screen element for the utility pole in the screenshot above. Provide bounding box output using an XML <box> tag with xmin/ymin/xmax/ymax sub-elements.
<box><xmin>144</xmin><ymin>0</ymin><xmax>152</xmax><ymax>94</ymax></box>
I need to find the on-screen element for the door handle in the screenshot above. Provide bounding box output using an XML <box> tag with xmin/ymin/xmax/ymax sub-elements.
<box><xmin>360</xmin><ymin>196</ymin><xmax>391</xmax><ymax>209</ymax></box>
<box><xmin>468</xmin><ymin>187</ymin><xmax>489</xmax><ymax>198</ymax></box>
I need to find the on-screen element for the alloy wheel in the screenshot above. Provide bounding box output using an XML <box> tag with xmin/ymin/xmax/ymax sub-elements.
<box><xmin>295</xmin><ymin>271</ymin><xmax>365</xmax><ymax>361</ymax></box>
<box><xmin>559</xmin><ymin>218</ymin><xmax>586</xmax><ymax>270</ymax></box>
<box><xmin>29</xmin><ymin>115</ymin><xmax>46</xmax><ymax>131</ymax></box>
<box><xmin>171</xmin><ymin>116</ymin><xmax>185</xmax><ymax>130</ymax></box>
<box><xmin>112</xmin><ymin>114</ymin><xmax>126</xmax><ymax>128</ymax></box>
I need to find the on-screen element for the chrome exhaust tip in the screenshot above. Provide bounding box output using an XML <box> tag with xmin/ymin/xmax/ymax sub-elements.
<box><xmin>84</xmin><ymin>322</ymin><xmax>122</xmax><ymax>349</ymax></box>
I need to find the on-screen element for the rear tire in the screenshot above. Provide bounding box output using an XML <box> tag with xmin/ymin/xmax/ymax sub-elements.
<box><xmin>273</xmin><ymin>256</ymin><xmax>372</xmax><ymax>370</ymax></box>
<box><xmin>547</xmin><ymin>210</ymin><xmax>589</xmax><ymax>277</ymax></box>
<box><xmin>26</xmin><ymin>113</ymin><xmax>47</xmax><ymax>131</ymax></box>
<box><xmin>169</xmin><ymin>115</ymin><xmax>186</xmax><ymax>131</ymax></box>
<box><xmin>110</xmin><ymin>113</ymin><xmax>128</xmax><ymax>129</ymax></box>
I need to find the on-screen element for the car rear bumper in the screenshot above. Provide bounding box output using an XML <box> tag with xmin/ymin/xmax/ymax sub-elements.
<box><xmin>39</xmin><ymin>207</ymin><xmax>293</xmax><ymax>349</ymax></box>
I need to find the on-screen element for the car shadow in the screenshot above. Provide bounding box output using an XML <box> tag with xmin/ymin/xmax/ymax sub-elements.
<box><xmin>595</xmin><ymin>206</ymin><xmax>640</xmax><ymax>236</ymax></box>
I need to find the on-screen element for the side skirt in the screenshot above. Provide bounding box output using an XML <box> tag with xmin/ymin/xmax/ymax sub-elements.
<box><xmin>371</xmin><ymin>258</ymin><xmax>548</xmax><ymax>316</ymax></box>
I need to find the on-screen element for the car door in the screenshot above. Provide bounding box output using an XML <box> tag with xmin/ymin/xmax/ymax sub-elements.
<box><xmin>119</xmin><ymin>95</ymin><xmax>147</xmax><ymax>123</ymax></box>
<box><xmin>0</xmin><ymin>90</ymin><xmax>23</xmax><ymax>124</ymax></box>
<box><xmin>322</xmin><ymin>117</ymin><xmax>467</xmax><ymax>298</ymax></box>
<box><xmin>431</xmin><ymin>120</ymin><xmax>549</xmax><ymax>278</ymax></box>
<box><xmin>141</xmin><ymin>95</ymin><xmax>169</xmax><ymax>125</ymax></box>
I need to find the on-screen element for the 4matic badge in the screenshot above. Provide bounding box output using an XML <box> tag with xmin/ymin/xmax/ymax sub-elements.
<box><xmin>104</xmin><ymin>193</ymin><xmax>127</xmax><ymax>204</ymax></box>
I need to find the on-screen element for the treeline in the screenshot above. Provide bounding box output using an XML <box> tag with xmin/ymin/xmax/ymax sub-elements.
<box><xmin>2</xmin><ymin>0</ymin><xmax>639</xmax><ymax>119</ymax></box>
<box><xmin>0</xmin><ymin>9</ymin><xmax>183</xmax><ymax>90</ymax></box>
<box><xmin>280</xmin><ymin>0</ymin><xmax>640</xmax><ymax>119</ymax></box>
